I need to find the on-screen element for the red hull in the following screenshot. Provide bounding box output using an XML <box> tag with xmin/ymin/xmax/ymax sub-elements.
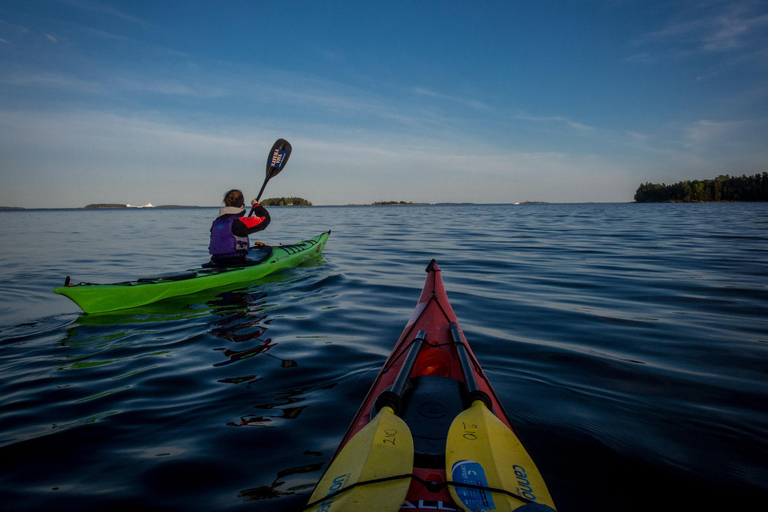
<box><xmin>331</xmin><ymin>261</ymin><xmax>517</xmax><ymax>511</ymax></box>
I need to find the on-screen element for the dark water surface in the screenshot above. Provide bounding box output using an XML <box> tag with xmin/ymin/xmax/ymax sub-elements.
<box><xmin>1</xmin><ymin>203</ymin><xmax>767</xmax><ymax>511</ymax></box>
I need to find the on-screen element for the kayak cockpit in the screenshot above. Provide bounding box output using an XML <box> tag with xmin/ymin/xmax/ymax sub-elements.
<box><xmin>369</xmin><ymin>327</ymin><xmax>472</xmax><ymax>469</ymax></box>
<box><xmin>400</xmin><ymin>375</ymin><xmax>467</xmax><ymax>468</ymax></box>
<box><xmin>201</xmin><ymin>244</ymin><xmax>273</xmax><ymax>268</ymax></box>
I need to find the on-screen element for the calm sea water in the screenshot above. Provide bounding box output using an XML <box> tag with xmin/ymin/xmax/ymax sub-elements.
<box><xmin>1</xmin><ymin>203</ymin><xmax>767</xmax><ymax>511</ymax></box>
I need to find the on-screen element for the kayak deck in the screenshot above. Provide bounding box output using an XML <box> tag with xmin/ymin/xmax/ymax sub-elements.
<box><xmin>54</xmin><ymin>231</ymin><xmax>330</xmax><ymax>314</ymax></box>
<box><xmin>307</xmin><ymin>259</ymin><xmax>556</xmax><ymax>512</ymax></box>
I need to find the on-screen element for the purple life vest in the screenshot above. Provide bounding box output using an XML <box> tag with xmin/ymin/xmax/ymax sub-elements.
<box><xmin>209</xmin><ymin>216</ymin><xmax>249</xmax><ymax>258</ymax></box>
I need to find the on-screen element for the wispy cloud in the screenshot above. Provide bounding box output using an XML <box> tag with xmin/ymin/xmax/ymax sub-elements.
<box><xmin>0</xmin><ymin>69</ymin><xmax>104</xmax><ymax>94</ymax></box>
<box><xmin>632</xmin><ymin>1</ymin><xmax>768</xmax><ymax>59</ymax></box>
<box><xmin>414</xmin><ymin>87</ymin><xmax>490</xmax><ymax>110</ymax></box>
<box><xmin>112</xmin><ymin>76</ymin><xmax>229</xmax><ymax>98</ymax></box>
<box><xmin>45</xmin><ymin>34</ymin><xmax>58</xmax><ymax>43</ymax></box>
<box><xmin>684</xmin><ymin>119</ymin><xmax>743</xmax><ymax>147</ymax></box>
<box><xmin>699</xmin><ymin>6</ymin><xmax>768</xmax><ymax>51</ymax></box>
<box><xmin>626</xmin><ymin>131</ymin><xmax>652</xmax><ymax>142</ymax></box>
<box><xmin>515</xmin><ymin>115</ymin><xmax>596</xmax><ymax>133</ymax></box>
<box><xmin>0</xmin><ymin>108</ymin><xmax>643</xmax><ymax>206</ymax></box>
<box><xmin>0</xmin><ymin>19</ymin><xmax>30</xmax><ymax>43</ymax></box>
<box><xmin>624</xmin><ymin>52</ymin><xmax>657</xmax><ymax>64</ymax></box>
<box><xmin>682</xmin><ymin>118</ymin><xmax>768</xmax><ymax>154</ymax></box>
<box><xmin>0</xmin><ymin>19</ymin><xmax>29</xmax><ymax>31</ymax></box>
<box><xmin>55</xmin><ymin>0</ymin><xmax>149</xmax><ymax>27</ymax></box>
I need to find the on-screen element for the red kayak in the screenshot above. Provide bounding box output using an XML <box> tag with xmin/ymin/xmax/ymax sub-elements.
<box><xmin>306</xmin><ymin>260</ymin><xmax>556</xmax><ymax>512</ymax></box>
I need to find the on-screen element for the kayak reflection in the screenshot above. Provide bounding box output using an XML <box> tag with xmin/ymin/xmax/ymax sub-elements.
<box><xmin>239</xmin><ymin>463</ymin><xmax>324</xmax><ymax>501</ymax></box>
<box><xmin>227</xmin><ymin>385</ymin><xmax>337</xmax><ymax>427</ymax></box>
<box><xmin>207</xmin><ymin>289</ymin><xmax>298</xmax><ymax>369</ymax></box>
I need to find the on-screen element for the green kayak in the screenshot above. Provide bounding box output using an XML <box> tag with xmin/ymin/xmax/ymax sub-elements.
<box><xmin>55</xmin><ymin>231</ymin><xmax>330</xmax><ymax>314</ymax></box>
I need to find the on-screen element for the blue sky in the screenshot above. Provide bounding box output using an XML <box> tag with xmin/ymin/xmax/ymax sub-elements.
<box><xmin>1</xmin><ymin>0</ymin><xmax>767</xmax><ymax>207</ymax></box>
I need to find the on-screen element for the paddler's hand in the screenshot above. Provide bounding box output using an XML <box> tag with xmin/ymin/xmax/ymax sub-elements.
<box><xmin>251</xmin><ymin>199</ymin><xmax>260</xmax><ymax>206</ymax></box>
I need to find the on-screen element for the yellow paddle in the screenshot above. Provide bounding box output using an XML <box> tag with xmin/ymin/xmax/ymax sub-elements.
<box><xmin>306</xmin><ymin>406</ymin><xmax>413</xmax><ymax>511</ymax></box>
<box><xmin>306</xmin><ymin>331</ymin><xmax>427</xmax><ymax>511</ymax></box>
<box><xmin>445</xmin><ymin>323</ymin><xmax>556</xmax><ymax>512</ymax></box>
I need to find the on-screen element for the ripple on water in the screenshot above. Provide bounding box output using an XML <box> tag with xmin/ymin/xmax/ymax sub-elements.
<box><xmin>1</xmin><ymin>204</ymin><xmax>767</xmax><ymax>511</ymax></box>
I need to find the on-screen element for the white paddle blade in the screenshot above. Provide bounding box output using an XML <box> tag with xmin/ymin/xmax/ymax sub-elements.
<box><xmin>446</xmin><ymin>401</ymin><xmax>556</xmax><ymax>511</ymax></box>
<box><xmin>307</xmin><ymin>407</ymin><xmax>414</xmax><ymax>512</ymax></box>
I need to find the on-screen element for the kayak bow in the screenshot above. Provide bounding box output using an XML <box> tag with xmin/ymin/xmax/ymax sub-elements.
<box><xmin>55</xmin><ymin>231</ymin><xmax>330</xmax><ymax>314</ymax></box>
<box><xmin>307</xmin><ymin>259</ymin><xmax>556</xmax><ymax>512</ymax></box>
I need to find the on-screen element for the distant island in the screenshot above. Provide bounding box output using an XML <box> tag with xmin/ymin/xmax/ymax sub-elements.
<box><xmin>635</xmin><ymin>173</ymin><xmax>767</xmax><ymax>203</ymax></box>
<box><xmin>261</xmin><ymin>197</ymin><xmax>312</xmax><ymax>206</ymax></box>
<box><xmin>83</xmin><ymin>204</ymin><xmax>204</xmax><ymax>209</ymax></box>
<box><xmin>372</xmin><ymin>201</ymin><xmax>429</xmax><ymax>205</ymax></box>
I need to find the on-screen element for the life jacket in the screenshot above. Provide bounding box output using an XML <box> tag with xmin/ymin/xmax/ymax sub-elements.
<box><xmin>209</xmin><ymin>215</ymin><xmax>249</xmax><ymax>258</ymax></box>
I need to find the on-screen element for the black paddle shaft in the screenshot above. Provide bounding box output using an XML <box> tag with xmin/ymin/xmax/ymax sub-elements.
<box><xmin>374</xmin><ymin>329</ymin><xmax>427</xmax><ymax>415</ymax></box>
<box><xmin>450</xmin><ymin>322</ymin><xmax>493</xmax><ymax>409</ymax></box>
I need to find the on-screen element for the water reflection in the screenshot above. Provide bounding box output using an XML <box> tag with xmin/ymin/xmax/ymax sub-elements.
<box><xmin>207</xmin><ymin>290</ymin><xmax>299</xmax><ymax>369</ymax></box>
<box><xmin>218</xmin><ymin>375</ymin><xmax>261</xmax><ymax>385</ymax></box>
<box><xmin>213</xmin><ymin>338</ymin><xmax>276</xmax><ymax>367</ymax></box>
<box><xmin>238</xmin><ymin>463</ymin><xmax>324</xmax><ymax>501</ymax></box>
<box><xmin>227</xmin><ymin>386</ymin><xmax>311</xmax><ymax>427</ymax></box>
<box><xmin>38</xmin><ymin>273</ymin><xmax>309</xmax><ymax>460</ymax></box>
<box><xmin>60</xmin><ymin>281</ymin><xmax>301</xmax><ymax>371</ymax></box>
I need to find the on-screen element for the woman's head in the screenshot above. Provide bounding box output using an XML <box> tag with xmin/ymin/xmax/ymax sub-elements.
<box><xmin>223</xmin><ymin>189</ymin><xmax>245</xmax><ymax>208</ymax></box>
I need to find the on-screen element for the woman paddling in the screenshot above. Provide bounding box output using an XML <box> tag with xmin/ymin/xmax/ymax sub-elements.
<box><xmin>208</xmin><ymin>189</ymin><xmax>270</xmax><ymax>265</ymax></box>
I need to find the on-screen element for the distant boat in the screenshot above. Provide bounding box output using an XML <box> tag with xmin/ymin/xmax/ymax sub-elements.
<box><xmin>126</xmin><ymin>203</ymin><xmax>154</xmax><ymax>208</ymax></box>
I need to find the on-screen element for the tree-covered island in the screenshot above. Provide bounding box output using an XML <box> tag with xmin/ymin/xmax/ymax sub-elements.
<box><xmin>635</xmin><ymin>173</ymin><xmax>768</xmax><ymax>202</ymax></box>
<box><xmin>261</xmin><ymin>197</ymin><xmax>312</xmax><ymax>206</ymax></box>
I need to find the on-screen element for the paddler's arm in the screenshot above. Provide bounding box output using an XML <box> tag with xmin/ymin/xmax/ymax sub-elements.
<box><xmin>232</xmin><ymin>203</ymin><xmax>270</xmax><ymax>236</ymax></box>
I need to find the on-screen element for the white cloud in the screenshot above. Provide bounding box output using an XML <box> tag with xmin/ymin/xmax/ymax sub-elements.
<box><xmin>634</xmin><ymin>1</ymin><xmax>768</xmax><ymax>57</ymax></box>
<box><xmin>515</xmin><ymin>115</ymin><xmax>596</xmax><ymax>134</ymax></box>
<box><xmin>623</xmin><ymin>52</ymin><xmax>656</xmax><ymax>64</ymax></box>
<box><xmin>414</xmin><ymin>87</ymin><xmax>490</xmax><ymax>110</ymax></box>
<box><xmin>680</xmin><ymin>118</ymin><xmax>768</xmax><ymax>170</ymax></box>
<box><xmin>111</xmin><ymin>76</ymin><xmax>229</xmax><ymax>97</ymax></box>
<box><xmin>0</xmin><ymin>109</ymin><xmax>643</xmax><ymax>207</ymax></box>
<box><xmin>702</xmin><ymin>10</ymin><xmax>768</xmax><ymax>51</ymax></box>
<box><xmin>0</xmin><ymin>69</ymin><xmax>104</xmax><ymax>94</ymax></box>
<box><xmin>55</xmin><ymin>0</ymin><xmax>150</xmax><ymax>27</ymax></box>
<box><xmin>626</xmin><ymin>131</ymin><xmax>652</xmax><ymax>142</ymax></box>
<box><xmin>683</xmin><ymin>119</ymin><xmax>749</xmax><ymax>148</ymax></box>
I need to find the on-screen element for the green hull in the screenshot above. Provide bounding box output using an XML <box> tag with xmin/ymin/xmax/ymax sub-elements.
<box><xmin>55</xmin><ymin>231</ymin><xmax>330</xmax><ymax>314</ymax></box>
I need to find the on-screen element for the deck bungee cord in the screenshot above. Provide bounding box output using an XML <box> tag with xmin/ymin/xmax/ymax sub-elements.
<box><xmin>303</xmin><ymin>471</ymin><xmax>541</xmax><ymax>511</ymax></box>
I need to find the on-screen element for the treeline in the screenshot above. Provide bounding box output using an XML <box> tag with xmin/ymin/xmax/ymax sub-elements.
<box><xmin>261</xmin><ymin>197</ymin><xmax>312</xmax><ymax>206</ymax></box>
<box><xmin>634</xmin><ymin>173</ymin><xmax>768</xmax><ymax>203</ymax></box>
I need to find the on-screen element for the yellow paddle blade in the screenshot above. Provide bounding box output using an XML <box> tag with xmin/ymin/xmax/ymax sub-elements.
<box><xmin>446</xmin><ymin>401</ymin><xmax>556</xmax><ymax>511</ymax></box>
<box><xmin>307</xmin><ymin>406</ymin><xmax>414</xmax><ymax>512</ymax></box>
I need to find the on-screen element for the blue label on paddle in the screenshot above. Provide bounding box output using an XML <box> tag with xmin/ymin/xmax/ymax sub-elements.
<box><xmin>271</xmin><ymin>149</ymin><xmax>287</xmax><ymax>168</ymax></box>
<box><xmin>451</xmin><ymin>460</ymin><xmax>496</xmax><ymax>511</ymax></box>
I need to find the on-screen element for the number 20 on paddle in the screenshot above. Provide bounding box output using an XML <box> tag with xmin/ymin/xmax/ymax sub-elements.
<box><xmin>382</xmin><ymin>428</ymin><xmax>399</xmax><ymax>445</ymax></box>
<box><xmin>461</xmin><ymin>422</ymin><xmax>478</xmax><ymax>441</ymax></box>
